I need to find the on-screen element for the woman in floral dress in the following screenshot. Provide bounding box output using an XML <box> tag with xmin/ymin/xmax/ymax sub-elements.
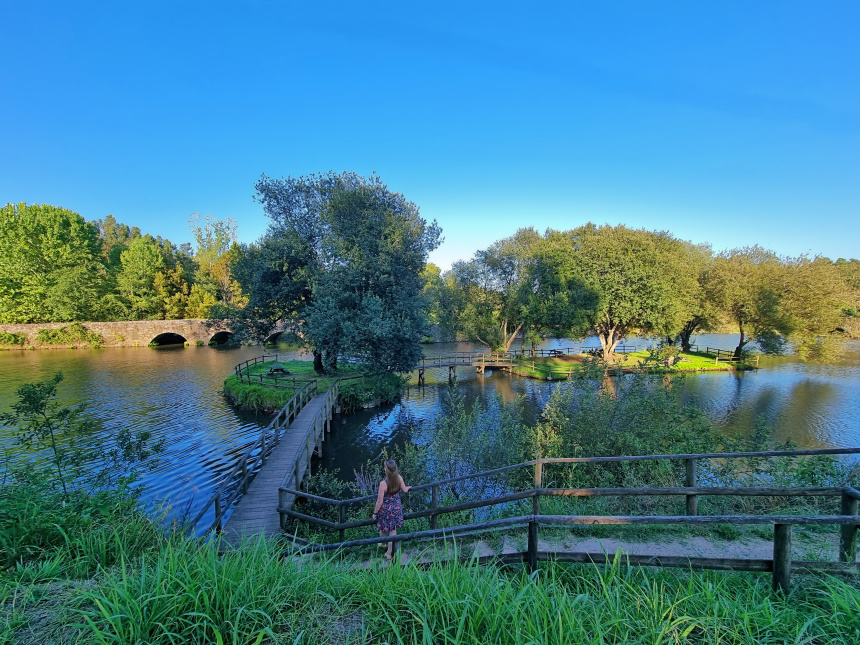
<box><xmin>372</xmin><ymin>459</ymin><xmax>410</xmax><ymax>561</ymax></box>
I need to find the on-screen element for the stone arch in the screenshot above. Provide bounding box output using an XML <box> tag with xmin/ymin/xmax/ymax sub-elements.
<box><xmin>264</xmin><ymin>331</ymin><xmax>285</xmax><ymax>345</ymax></box>
<box><xmin>208</xmin><ymin>331</ymin><xmax>235</xmax><ymax>346</ymax></box>
<box><xmin>149</xmin><ymin>332</ymin><xmax>188</xmax><ymax>347</ymax></box>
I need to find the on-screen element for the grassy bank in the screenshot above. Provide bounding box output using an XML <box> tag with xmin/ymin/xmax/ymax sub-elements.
<box><xmin>508</xmin><ymin>349</ymin><xmax>756</xmax><ymax>380</ymax></box>
<box><xmin>5</xmin><ymin>526</ymin><xmax>860</xmax><ymax>644</ymax></box>
<box><xmin>224</xmin><ymin>359</ymin><xmax>406</xmax><ymax>413</ymax></box>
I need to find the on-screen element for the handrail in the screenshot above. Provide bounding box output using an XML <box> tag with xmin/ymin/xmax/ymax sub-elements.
<box><xmin>282</xmin><ymin>447</ymin><xmax>860</xmax><ymax>591</ymax></box>
<box><xmin>187</xmin><ymin>378</ymin><xmax>319</xmax><ymax>534</ymax></box>
<box><xmin>279</xmin><ymin>447</ymin><xmax>860</xmax><ymax>506</ymax></box>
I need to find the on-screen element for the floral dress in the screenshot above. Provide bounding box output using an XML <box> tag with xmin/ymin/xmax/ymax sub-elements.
<box><xmin>376</xmin><ymin>487</ymin><xmax>404</xmax><ymax>532</ymax></box>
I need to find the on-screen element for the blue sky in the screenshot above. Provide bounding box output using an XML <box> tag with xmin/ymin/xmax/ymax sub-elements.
<box><xmin>2</xmin><ymin>1</ymin><xmax>858</xmax><ymax>269</ymax></box>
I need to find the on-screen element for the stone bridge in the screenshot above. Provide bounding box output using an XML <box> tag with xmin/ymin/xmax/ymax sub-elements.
<box><xmin>0</xmin><ymin>319</ymin><xmax>237</xmax><ymax>348</ymax></box>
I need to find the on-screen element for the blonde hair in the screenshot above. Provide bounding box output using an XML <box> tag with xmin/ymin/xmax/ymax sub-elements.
<box><xmin>384</xmin><ymin>459</ymin><xmax>401</xmax><ymax>495</ymax></box>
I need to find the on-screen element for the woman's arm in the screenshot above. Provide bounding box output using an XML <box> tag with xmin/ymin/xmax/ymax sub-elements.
<box><xmin>400</xmin><ymin>475</ymin><xmax>410</xmax><ymax>493</ymax></box>
<box><xmin>372</xmin><ymin>481</ymin><xmax>386</xmax><ymax>515</ymax></box>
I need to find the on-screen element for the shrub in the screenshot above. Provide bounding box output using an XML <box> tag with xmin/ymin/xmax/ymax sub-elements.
<box><xmin>0</xmin><ymin>332</ymin><xmax>24</xmax><ymax>347</ymax></box>
<box><xmin>338</xmin><ymin>373</ymin><xmax>407</xmax><ymax>413</ymax></box>
<box><xmin>34</xmin><ymin>323</ymin><xmax>103</xmax><ymax>347</ymax></box>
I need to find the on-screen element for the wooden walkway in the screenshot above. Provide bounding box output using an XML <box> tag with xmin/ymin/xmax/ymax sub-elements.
<box><xmin>222</xmin><ymin>393</ymin><xmax>329</xmax><ymax>545</ymax></box>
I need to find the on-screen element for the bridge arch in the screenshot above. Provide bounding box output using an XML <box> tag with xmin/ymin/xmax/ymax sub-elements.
<box><xmin>149</xmin><ymin>332</ymin><xmax>188</xmax><ymax>347</ymax></box>
<box><xmin>209</xmin><ymin>331</ymin><xmax>235</xmax><ymax>346</ymax></box>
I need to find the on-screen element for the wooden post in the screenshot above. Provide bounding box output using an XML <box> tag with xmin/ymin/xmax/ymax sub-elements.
<box><xmin>533</xmin><ymin>461</ymin><xmax>543</xmax><ymax>516</ymax></box>
<box><xmin>261</xmin><ymin>433</ymin><xmax>267</xmax><ymax>465</ymax></box>
<box><xmin>686</xmin><ymin>458</ymin><xmax>698</xmax><ymax>516</ymax></box>
<box><xmin>214</xmin><ymin>495</ymin><xmax>222</xmax><ymax>533</ymax></box>
<box><xmin>431</xmin><ymin>484</ymin><xmax>439</xmax><ymax>530</ymax></box>
<box><xmin>241</xmin><ymin>461</ymin><xmax>248</xmax><ymax>494</ymax></box>
<box><xmin>773</xmin><ymin>524</ymin><xmax>792</xmax><ymax>594</ymax></box>
<box><xmin>339</xmin><ymin>504</ymin><xmax>346</xmax><ymax>542</ymax></box>
<box><xmin>840</xmin><ymin>490</ymin><xmax>859</xmax><ymax>564</ymax></box>
<box><xmin>279</xmin><ymin>488</ymin><xmax>287</xmax><ymax>530</ymax></box>
<box><xmin>527</xmin><ymin>519</ymin><xmax>538</xmax><ymax>573</ymax></box>
<box><xmin>294</xmin><ymin>460</ymin><xmax>301</xmax><ymax>491</ymax></box>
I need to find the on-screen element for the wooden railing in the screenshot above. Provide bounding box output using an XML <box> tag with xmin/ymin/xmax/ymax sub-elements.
<box><xmin>706</xmin><ymin>347</ymin><xmax>760</xmax><ymax>367</ymax></box>
<box><xmin>279</xmin><ymin>447</ymin><xmax>860</xmax><ymax>592</ymax></box>
<box><xmin>277</xmin><ymin>380</ymin><xmax>341</xmax><ymax>526</ymax></box>
<box><xmin>187</xmin><ymin>379</ymin><xmax>319</xmax><ymax>535</ymax></box>
<box><xmin>233</xmin><ymin>354</ymin><xmax>316</xmax><ymax>389</ymax></box>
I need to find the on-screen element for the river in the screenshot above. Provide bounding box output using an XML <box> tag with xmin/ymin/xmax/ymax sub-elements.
<box><xmin>1</xmin><ymin>334</ymin><xmax>858</xmax><ymax>524</ymax></box>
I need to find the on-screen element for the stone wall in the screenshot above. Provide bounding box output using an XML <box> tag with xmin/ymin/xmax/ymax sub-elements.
<box><xmin>0</xmin><ymin>319</ymin><xmax>234</xmax><ymax>348</ymax></box>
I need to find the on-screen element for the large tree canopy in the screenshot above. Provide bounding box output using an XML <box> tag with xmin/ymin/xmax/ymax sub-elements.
<box><xmin>0</xmin><ymin>203</ymin><xmax>105</xmax><ymax>323</ymax></box>
<box><xmin>559</xmin><ymin>224</ymin><xmax>699</xmax><ymax>360</ymax></box>
<box><xmin>238</xmin><ymin>171</ymin><xmax>441</xmax><ymax>372</ymax></box>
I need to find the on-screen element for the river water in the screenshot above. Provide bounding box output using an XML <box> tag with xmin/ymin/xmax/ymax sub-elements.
<box><xmin>1</xmin><ymin>334</ymin><xmax>858</xmax><ymax>524</ymax></box>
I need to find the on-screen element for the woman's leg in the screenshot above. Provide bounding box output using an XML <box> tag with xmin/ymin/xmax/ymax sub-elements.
<box><xmin>386</xmin><ymin>528</ymin><xmax>397</xmax><ymax>559</ymax></box>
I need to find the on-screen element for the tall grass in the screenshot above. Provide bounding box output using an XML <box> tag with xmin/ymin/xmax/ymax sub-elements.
<box><xmin>73</xmin><ymin>537</ymin><xmax>860</xmax><ymax>644</ymax></box>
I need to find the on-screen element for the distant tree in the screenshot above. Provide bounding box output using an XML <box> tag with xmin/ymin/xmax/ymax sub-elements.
<box><xmin>240</xmin><ymin>171</ymin><xmax>441</xmax><ymax>372</ymax></box>
<box><xmin>115</xmin><ymin>236</ymin><xmax>166</xmax><ymax>319</ymax></box>
<box><xmin>705</xmin><ymin>246</ymin><xmax>791</xmax><ymax>358</ymax></box>
<box><xmin>0</xmin><ymin>203</ymin><xmax>105</xmax><ymax>323</ymax></box>
<box><xmin>561</xmin><ymin>224</ymin><xmax>699</xmax><ymax>361</ymax></box>
<box><xmin>188</xmin><ymin>213</ymin><xmax>245</xmax><ymax>308</ymax></box>
<box><xmin>451</xmin><ymin>228</ymin><xmax>543</xmax><ymax>353</ymax></box>
<box><xmin>780</xmin><ymin>256</ymin><xmax>850</xmax><ymax>361</ymax></box>
<box><xmin>674</xmin><ymin>242</ymin><xmax>718</xmax><ymax>351</ymax></box>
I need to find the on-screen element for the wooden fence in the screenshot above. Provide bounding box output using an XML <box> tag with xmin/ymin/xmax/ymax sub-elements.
<box><xmin>187</xmin><ymin>379</ymin><xmax>319</xmax><ymax>535</ymax></box>
<box><xmin>279</xmin><ymin>447</ymin><xmax>860</xmax><ymax>592</ymax></box>
<box><xmin>233</xmin><ymin>354</ymin><xmax>317</xmax><ymax>389</ymax></box>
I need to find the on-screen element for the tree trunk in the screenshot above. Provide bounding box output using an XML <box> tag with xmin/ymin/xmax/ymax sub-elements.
<box><xmin>598</xmin><ymin>325</ymin><xmax>620</xmax><ymax>362</ymax></box>
<box><xmin>502</xmin><ymin>323</ymin><xmax>524</xmax><ymax>353</ymax></box>
<box><xmin>734</xmin><ymin>323</ymin><xmax>746</xmax><ymax>359</ymax></box>
<box><xmin>313</xmin><ymin>350</ymin><xmax>323</xmax><ymax>373</ymax></box>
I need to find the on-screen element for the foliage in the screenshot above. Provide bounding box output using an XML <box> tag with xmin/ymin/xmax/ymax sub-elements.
<box><xmin>554</xmin><ymin>224</ymin><xmax>700</xmax><ymax>360</ymax></box>
<box><xmin>115</xmin><ymin>236</ymin><xmax>167</xmax><ymax>319</ymax></box>
<box><xmin>450</xmin><ymin>228</ymin><xmax>546</xmax><ymax>352</ymax></box>
<box><xmin>0</xmin><ymin>203</ymin><xmax>106</xmax><ymax>324</ymax></box>
<box><xmin>415</xmin><ymin>384</ymin><xmax>526</xmax><ymax>500</ymax></box>
<box><xmin>67</xmin><ymin>539</ymin><xmax>860</xmax><ymax>645</ymax></box>
<box><xmin>527</xmin><ymin>375</ymin><xmax>720</xmax><ymax>488</ymax></box>
<box><xmin>0</xmin><ymin>373</ymin><xmax>163</xmax><ymax>499</ymax></box>
<box><xmin>0</xmin><ymin>482</ymin><xmax>161</xmax><ymax>573</ymax></box>
<box><xmin>34</xmin><ymin>322</ymin><xmax>104</xmax><ymax>347</ymax></box>
<box><xmin>237</xmin><ymin>171</ymin><xmax>441</xmax><ymax>373</ymax></box>
<box><xmin>0</xmin><ymin>332</ymin><xmax>24</xmax><ymax>348</ymax></box>
<box><xmin>188</xmin><ymin>213</ymin><xmax>246</xmax><ymax>307</ymax></box>
<box><xmin>338</xmin><ymin>373</ymin><xmax>408</xmax><ymax>413</ymax></box>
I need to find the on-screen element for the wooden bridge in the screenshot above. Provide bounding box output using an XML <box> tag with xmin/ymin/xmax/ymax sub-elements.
<box><xmin>186</xmin><ymin>380</ymin><xmax>340</xmax><ymax>545</ymax></box>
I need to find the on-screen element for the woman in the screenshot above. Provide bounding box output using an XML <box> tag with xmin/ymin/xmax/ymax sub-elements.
<box><xmin>372</xmin><ymin>459</ymin><xmax>410</xmax><ymax>561</ymax></box>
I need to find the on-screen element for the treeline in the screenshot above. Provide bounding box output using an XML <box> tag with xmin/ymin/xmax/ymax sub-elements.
<box><xmin>422</xmin><ymin>225</ymin><xmax>860</xmax><ymax>361</ymax></box>
<box><xmin>0</xmin><ymin>203</ymin><xmax>245</xmax><ymax>323</ymax></box>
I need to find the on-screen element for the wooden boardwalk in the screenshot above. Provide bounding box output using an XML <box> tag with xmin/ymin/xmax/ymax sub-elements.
<box><xmin>222</xmin><ymin>393</ymin><xmax>329</xmax><ymax>545</ymax></box>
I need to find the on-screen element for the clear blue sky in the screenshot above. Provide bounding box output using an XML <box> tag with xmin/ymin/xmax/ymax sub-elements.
<box><xmin>2</xmin><ymin>1</ymin><xmax>858</xmax><ymax>269</ymax></box>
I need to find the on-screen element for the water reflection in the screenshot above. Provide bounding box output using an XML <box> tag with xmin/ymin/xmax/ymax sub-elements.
<box><xmin>1</xmin><ymin>336</ymin><xmax>858</xmax><ymax>523</ymax></box>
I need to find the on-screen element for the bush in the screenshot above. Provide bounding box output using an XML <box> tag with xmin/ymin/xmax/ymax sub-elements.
<box><xmin>0</xmin><ymin>332</ymin><xmax>24</xmax><ymax>347</ymax></box>
<box><xmin>34</xmin><ymin>323</ymin><xmax>103</xmax><ymax>347</ymax></box>
<box><xmin>338</xmin><ymin>373</ymin><xmax>407</xmax><ymax>413</ymax></box>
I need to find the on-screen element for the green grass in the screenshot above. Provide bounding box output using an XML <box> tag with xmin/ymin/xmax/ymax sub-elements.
<box><xmin>510</xmin><ymin>349</ymin><xmax>755</xmax><ymax>379</ymax></box>
<box><xmin>65</xmin><ymin>536</ymin><xmax>860</xmax><ymax>644</ymax></box>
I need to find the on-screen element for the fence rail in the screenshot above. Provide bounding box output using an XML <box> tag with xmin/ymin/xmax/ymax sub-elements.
<box><xmin>280</xmin><ymin>448</ymin><xmax>860</xmax><ymax>592</ymax></box>
<box><xmin>233</xmin><ymin>354</ymin><xmax>318</xmax><ymax>389</ymax></box>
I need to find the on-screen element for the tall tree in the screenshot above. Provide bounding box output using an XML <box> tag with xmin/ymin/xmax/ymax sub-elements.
<box><xmin>239</xmin><ymin>171</ymin><xmax>441</xmax><ymax>372</ymax></box>
<box><xmin>115</xmin><ymin>236</ymin><xmax>166</xmax><ymax>319</ymax></box>
<box><xmin>561</xmin><ymin>224</ymin><xmax>699</xmax><ymax>361</ymax></box>
<box><xmin>0</xmin><ymin>203</ymin><xmax>105</xmax><ymax>323</ymax></box>
<box><xmin>188</xmin><ymin>213</ymin><xmax>245</xmax><ymax>307</ymax></box>
<box><xmin>705</xmin><ymin>246</ymin><xmax>790</xmax><ymax>358</ymax></box>
<box><xmin>451</xmin><ymin>228</ymin><xmax>543</xmax><ymax>352</ymax></box>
